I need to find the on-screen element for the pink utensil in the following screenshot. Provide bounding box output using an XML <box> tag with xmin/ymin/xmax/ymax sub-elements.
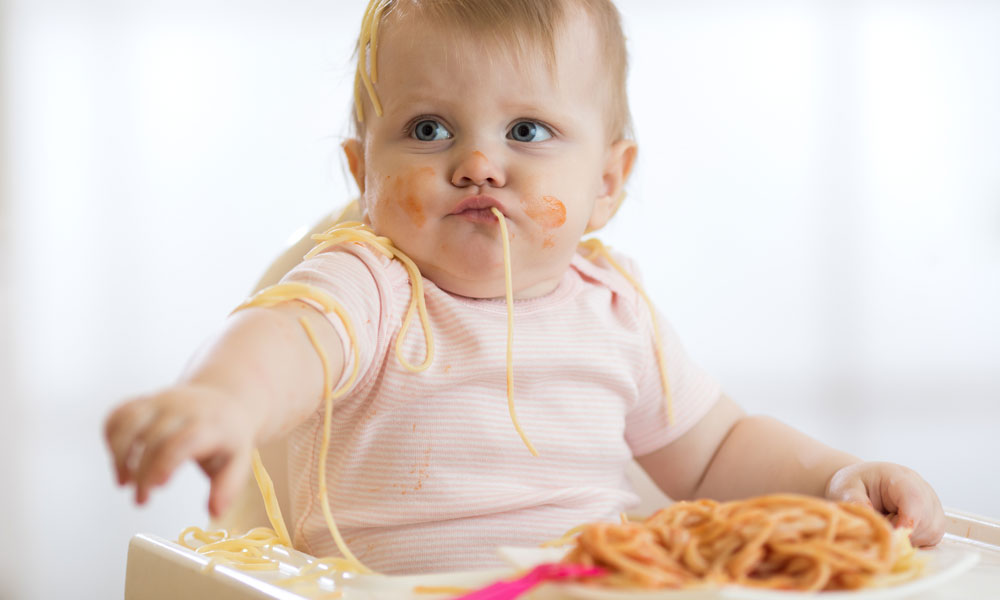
<box><xmin>453</xmin><ymin>563</ymin><xmax>605</xmax><ymax>600</ymax></box>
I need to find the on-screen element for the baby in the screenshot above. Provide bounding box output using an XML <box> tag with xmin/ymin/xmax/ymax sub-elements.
<box><xmin>104</xmin><ymin>0</ymin><xmax>945</xmax><ymax>574</ymax></box>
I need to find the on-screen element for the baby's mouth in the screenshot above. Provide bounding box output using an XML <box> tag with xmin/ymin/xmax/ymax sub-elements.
<box><xmin>453</xmin><ymin>207</ymin><xmax>500</xmax><ymax>223</ymax></box>
<box><xmin>450</xmin><ymin>195</ymin><xmax>507</xmax><ymax>223</ymax></box>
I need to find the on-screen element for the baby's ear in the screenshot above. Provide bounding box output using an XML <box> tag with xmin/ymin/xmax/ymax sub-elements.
<box><xmin>342</xmin><ymin>139</ymin><xmax>366</xmax><ymax>194</ymax></box>
<box><xmin>588</xmin><ymin>139</ymin><xmax>637</xmax><ymax>232</ymax></box>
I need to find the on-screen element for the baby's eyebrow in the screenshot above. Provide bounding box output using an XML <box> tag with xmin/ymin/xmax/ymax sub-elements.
<box><xmin>381</xmin><ymin>91</ymin><xmax>454</xmax><ymax>114</ymax></box>
<box><xmin>500</xmin><ymin>100</ymin><xmax>553</xmax><ymax>116</ymax></box>
<box><xmin>384</xmin><ymin>89</ymin><xmax>556</xmax><ymax>114</ymax></box>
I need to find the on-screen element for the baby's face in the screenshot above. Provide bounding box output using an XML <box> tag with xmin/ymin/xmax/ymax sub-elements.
<box><xmin>348</xmin><ymin>8</ymin><xmax>631</xmax><ymax>299</ymax></box>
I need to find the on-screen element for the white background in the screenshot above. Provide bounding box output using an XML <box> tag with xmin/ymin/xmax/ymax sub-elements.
<box><xmin>1</xmin><ymin>1</ymin><xmax>998</xmax><ymax>598</ymax></box>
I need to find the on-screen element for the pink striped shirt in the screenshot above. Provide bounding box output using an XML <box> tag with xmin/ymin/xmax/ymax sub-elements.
<box><xmin>281</xmin><ymin>242</ymin><xmax>721</xmax><ymax>574</ymax></box>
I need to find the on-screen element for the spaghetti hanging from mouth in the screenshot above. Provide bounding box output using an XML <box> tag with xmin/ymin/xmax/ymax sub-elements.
<box><xmin>491</xmin><ymin>206</ymin><xmax>538</xmax><ymax>456</ymax></box>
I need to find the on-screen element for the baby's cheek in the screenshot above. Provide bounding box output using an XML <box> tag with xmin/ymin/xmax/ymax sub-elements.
<box><xmin>520</xmin><ymin>195</ymin><xmax>567</xmax><ymax>248</ymax></box>
<box><xmin>378</xmin><ymin>167</ymin><xmax>437</xmax><ymax>228</ymax></box>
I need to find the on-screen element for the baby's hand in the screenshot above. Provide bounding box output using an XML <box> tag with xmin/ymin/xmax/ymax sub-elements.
<box><xmin>104</xmin><ymin>382</ymin><xmax>257</xmax><ymax>517</ymax></box>
<box><xmin>825</xmin><ymin>461</ymin><xmax>945</xmax><ymax>547</ymax></box>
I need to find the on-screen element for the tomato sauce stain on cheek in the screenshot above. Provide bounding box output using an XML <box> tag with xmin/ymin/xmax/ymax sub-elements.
<box><xmin>385</xmin><ymin>167</ymin><xmax>435</xmax><ymax>227</ymax></box>
<box><xmin>522</xmin><ymin>195</ymin><xmax>567</xmax><ymax>230</ymax></box>
<box><xmin>401</xmin><ymin>194</ymin><xmax>425</xmax><ymax>227</ymax></box>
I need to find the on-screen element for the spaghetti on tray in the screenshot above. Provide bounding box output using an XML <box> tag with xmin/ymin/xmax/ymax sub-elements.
<box><xmin>561</xmin><ymin>494</ymin><xmax>923</xmax><ymax>592</ymax></box>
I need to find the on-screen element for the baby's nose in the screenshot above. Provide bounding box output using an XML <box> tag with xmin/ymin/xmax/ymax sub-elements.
<box><xmin>451</xmin><ymin>149</ymin><xmax>505</xmax><ymax>188</ymax></box>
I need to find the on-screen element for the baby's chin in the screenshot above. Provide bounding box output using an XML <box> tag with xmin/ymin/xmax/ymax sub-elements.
<box><xmin>401</xmin><ymin>237</ymin><xmax>570</xmax><ymax>300</ymax></box>
<box><xmin>423</xmin><ymin>267</ymin><xmax>562</xmax><ymax>301</ymax></box>
<box><xmin>420</xmin><ymin>268</ymin><xmax>508</xmax><ymax>300</ymax></box>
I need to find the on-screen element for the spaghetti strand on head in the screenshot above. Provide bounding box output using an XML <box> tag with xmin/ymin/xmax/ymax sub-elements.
<box><xmin>354</xmin><ymin>0</ymin><xmax>389</xmax><ymax>122</ymax></box>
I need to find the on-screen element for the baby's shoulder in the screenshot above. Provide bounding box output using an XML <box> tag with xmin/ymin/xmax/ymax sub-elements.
<box><xmin>283</xmin><ymin>238</ymin><xmax>410</xmax><ymax>297</ymax></box>
<box><xmin>570</xmin><ymin>242</ymin><xmax>648</xmax><ymax>317</ymax></box>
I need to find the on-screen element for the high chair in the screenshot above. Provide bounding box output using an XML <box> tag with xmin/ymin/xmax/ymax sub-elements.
<box><xmin>210</xmin><ymin>202</ymin><xmax>670</xmax><ymax>537</ymax></box>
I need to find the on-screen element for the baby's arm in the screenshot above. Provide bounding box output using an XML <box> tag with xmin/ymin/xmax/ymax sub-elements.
<box><xmin>636</xmin><ymin>396</ymin><xmax>945</xmax><ymax>546</ymax></box>
<box><xmin>104</xmin><ymin>301</ymin><xmax>343</xmax><ymax>517</ymax></box>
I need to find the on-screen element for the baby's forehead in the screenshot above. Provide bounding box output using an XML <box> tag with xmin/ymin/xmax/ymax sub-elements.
<box><xmin>354</xmin><ymin>0</ymin><xmax>628</xmax><ymax>139</ymax></box>
<box><xmin>377</xmin><ymin>1</ymin><xmax>571</xmax><ymax>70</ymax></box>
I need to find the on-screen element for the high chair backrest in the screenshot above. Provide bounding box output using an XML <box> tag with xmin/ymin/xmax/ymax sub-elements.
<box><xmin>210</xmin><ymin>200</ymin><xmax>670</xmax><ymax>535</ymax></box>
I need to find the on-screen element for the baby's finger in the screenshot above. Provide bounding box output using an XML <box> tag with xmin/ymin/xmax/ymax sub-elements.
<box><xmin>133</xmin><ymin>414</ymin><xmax>188</xmax><ymax>505</ymax></box>
<box><xmin>825</xmin><ymin>469</ymin><xmax>874</xmax><ymax>509</ymax></box>
<box><xmin>888</xmin><ymin>478</ymin><xmax>945</xmax><ymax>547</ymax></box>
<box><xmin>205</xmin><ymin>448</ymin><xmax>252</xmax><ymax>519</ymax></box>
<box><xmin>911</xmin><ymin>510</ymin><xmax>946</xmax><ymax>547</ymax></box>
<box><xmin>105</xmin><ymin>400</ymin><xmax>158</xmax><ymax>485</ymax></box>
<box><xmin>137</xmin><ymin>422</ymin><xmax>209</xmax><ymax>499</ymax></box>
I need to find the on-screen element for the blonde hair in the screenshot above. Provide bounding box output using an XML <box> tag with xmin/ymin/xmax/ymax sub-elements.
<box><xmin>351</xmin><ymin>0</ymin><xmax>633</xmax><ymax>141</ymax></box>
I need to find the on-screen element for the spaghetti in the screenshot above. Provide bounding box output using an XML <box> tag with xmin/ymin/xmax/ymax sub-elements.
<box><xmin>561</xmin><ymin>494</ymin><xmax>922</xmax><ymax>591</ymax></box>
<box><xmin>178</xmin><ymin>277</ymin><xmax>372</xmax><ymax>576</ymax></box>
<box><xmin>491</xmin><ymin>207</ymin><xmax>538</xmax><ymax>456</ymax></box>
<box><xmin>236</xmin><ymin>282</ymin><xmax>370</xmax><ymax>573</ymax></box>
<box><xmin>354</xmin><ymin>0</ymin><xmax>389</xmax><ymax>122</ymax></box>
<box><xmin>178</xmin><ymin>526</ymin><xmax>281</xmax><ymax>573</ymax></box>
<box><xmin>304</xmin><ymin>221</ymin><xmax>434</xmax><ymax>373</ymax></box>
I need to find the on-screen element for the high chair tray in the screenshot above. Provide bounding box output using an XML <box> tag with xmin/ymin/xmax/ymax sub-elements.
<box><xmin>123</xmin><ymin>532</ymin><xmax>507</xmax><ymax>599</ymax></box>
<box><xmin>124</xmin><ymin>509</ymin><xmax>1000</xmax><ymax>600</ymax></box>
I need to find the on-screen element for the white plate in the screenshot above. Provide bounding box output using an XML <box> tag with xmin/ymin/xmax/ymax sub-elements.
<box><xmin>496</xmin><ymin>545</ymin><xmax>981</xmax><ymax>600</ymax></box>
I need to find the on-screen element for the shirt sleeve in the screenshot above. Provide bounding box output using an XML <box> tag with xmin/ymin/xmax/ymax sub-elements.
<box><xmin>621</xmin><ymin>273</ymin><xmax>723</xmax><ymax>457</ymax></box>
<box><xmin>278</xmin><ymin>243</ymin><xmax>395</xmax><ymax>400</ymax></box>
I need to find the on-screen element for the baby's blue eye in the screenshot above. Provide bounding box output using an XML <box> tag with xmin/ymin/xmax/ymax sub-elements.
<box><xmin>412</xmin><ymin>119</ymin><xmax>451</xmax><ymax>141</ymax></box>
<box><xmin>508</xmin><ymin>121</ymin><xmax>552</xmax><ymax>143</ymax></box>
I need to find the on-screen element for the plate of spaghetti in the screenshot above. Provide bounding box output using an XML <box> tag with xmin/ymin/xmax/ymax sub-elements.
<box><xmin>499</xmin><ymin>494</ymin><xmax>979</xmax><ymax>599</ymax></box>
